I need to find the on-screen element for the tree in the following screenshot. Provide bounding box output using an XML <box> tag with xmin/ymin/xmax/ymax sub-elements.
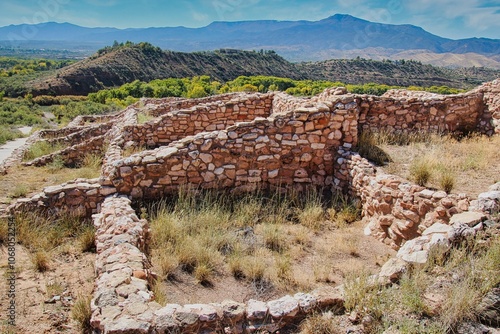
<box><xmin>0</xmin><ymin>91</ymin><xmax>4</xmax><ymax>102</ymax></box>
<box><xmin>187</xmin><ymin>85</ymin><xmax>208</xmax><ymax>98</ymax></box>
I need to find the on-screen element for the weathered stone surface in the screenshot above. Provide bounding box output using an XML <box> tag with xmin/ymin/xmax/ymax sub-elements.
<box><xmin>378</xmin><ymin>258</ymin><xmax>407</xmax><ymax>283</ymax></box>
<box><xmin>246</xmin><ymin>299</ymin><xmax>268</xmax><ymax>321</ymax></box>
<box><xmin>268</xmin><ymin>295</ymin><xmax>300</xmax><ymax>319</ymax></box>
<box><xmin>450</xmin><ymin>211</ymin><xmax>486</xmax><ymax>227</ymax></box>
<box><xmin>476</xmin><ymin>288</ymin><xmax>500</xmax><ymax>327</ymax></box>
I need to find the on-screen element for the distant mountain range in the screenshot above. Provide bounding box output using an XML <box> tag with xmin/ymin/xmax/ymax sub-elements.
<box><xmin>0</xmin><ymin>14</ymin><xmax>499</xmax><ymax>67</ymax></box>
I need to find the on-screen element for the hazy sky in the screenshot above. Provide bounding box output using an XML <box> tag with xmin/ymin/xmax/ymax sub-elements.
<box><xmin>0</xmin><ymin>0</ymin><xmax>499</xmax><ymax>40</ymax></box>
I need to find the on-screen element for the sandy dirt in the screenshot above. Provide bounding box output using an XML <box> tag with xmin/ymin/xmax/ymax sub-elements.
<box><xmin>0</xmin><ymin>244</ymin><xmax>95</xmax><ymax>334</ymax></box>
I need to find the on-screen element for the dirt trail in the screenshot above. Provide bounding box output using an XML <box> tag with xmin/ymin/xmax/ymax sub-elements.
<box><xmin>0</xmin><ymin>127</ymin><xmax>32</xmax><ymax>164</ymax></box>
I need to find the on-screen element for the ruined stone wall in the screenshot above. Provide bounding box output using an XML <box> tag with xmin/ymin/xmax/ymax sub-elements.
<box><xmin>123</xmin><ymin>93</ymin><xmax>274</xmax><ymax>148</ymax></box>
<box><xmin>107</xmin><ymin>99</ymin><xmax>359</xmax><ymax>199</ymax></box>
<box><xmin>25</xmin><ymin>135</ymin><xmax>107</xmax><ymax>167</ymax></box>
<box><xmin>475</xmin><ymin>78</ymin><xmax>500</xmax><ymax>134</ymax></box>
<box><xmin>7</xmin><ymin>179</ymin><xmax>116</xmax><ymax>218</ymax></box>
<box><xmin>271</xmin><ymin>91</ymin><xmax>310</xmax><ymax>114</ymax></box>
<box><xmin>44</xmin><ymin>123</ymin><xmax>113</xmax><ymax>148</ymax></box>
<box><xmin>358</xmin><ymin>90</ymin><xmax>485</xmax><ymax>134</ymax></box>
<box><xmin>141</xmin><ymin>92</ymin><xmax>255</xmax><ymax>117</ymax></box>
<box><xmin>334</xmin><ymin>150</ymin><xmax>470</xmax><ymax>249</ymax></box>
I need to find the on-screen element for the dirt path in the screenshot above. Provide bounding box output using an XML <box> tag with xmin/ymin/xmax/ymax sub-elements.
<box><xmin>0</xmin><ymin>127</ymin><xmax>32</xmax><ymax>164</ymax></box>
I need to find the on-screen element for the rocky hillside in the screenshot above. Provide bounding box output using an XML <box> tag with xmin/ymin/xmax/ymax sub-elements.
<box><xmin>28</xmin><ymin>44</ymin><xmax>500</xmax><ymax>96</ymax></box>
<box><xmin>29</xmin><ymin>44</ymin><xmax>306</xmax><ymax>96</ymax></box>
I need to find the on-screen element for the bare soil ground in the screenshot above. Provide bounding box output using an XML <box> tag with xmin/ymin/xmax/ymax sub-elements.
<box><xmin>0</xmin><ymin>244</ymin><xmax>94</xmax><ymax>334</ymax></box>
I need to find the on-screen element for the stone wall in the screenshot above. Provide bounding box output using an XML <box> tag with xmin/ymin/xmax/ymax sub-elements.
<box><xmin>2</xmin><ymin>80</ymin><xmax>499</xmax><ymax>334</ymax></box>
<box><xmin>334</xmin><ymin>150</ymin><xmax>470</xmax><ymax>249</ymax></box>
<box><xmin>107</xmin><ymin>98</ymin><xmax>359</xmax><ymax>199</ymax></box>
<box><xmin>140</xmin><ymin>92</ymin><xmax>256</xmax><ymax>117</ymax></box>
<box><xmin>358</xmin><ymin>90</ymin><xmax>486</xmax><ymax>135</ymax></box>
<box><xmin>123</xmin><ymin>93</ymin><xmax>274</xmax><ymax>148</ymax></box>
<box><xmin>475</xmin><ymin>78</ymin><xmax>500</xmax><ymax>134</ymax></box>
<box><xmin>25</xmin><ymin>135</ymin><xmax>107</xmax><ymax>167</ymax></box>
<box><xmin>6</xmin><ymin>179</ymin><xmax>116</xmax><ymax>218</ymax></box>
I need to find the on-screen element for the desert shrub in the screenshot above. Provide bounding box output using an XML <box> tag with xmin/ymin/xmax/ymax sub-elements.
<box><xmin>0</xmin><ymin>125</ymin><xmax>23</xmax><ymax>144</ymax></box>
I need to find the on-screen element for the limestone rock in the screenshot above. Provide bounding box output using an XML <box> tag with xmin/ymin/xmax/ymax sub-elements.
<box><xmin>378</xmin><ymin>258</ymin><xmax>407</xmax><ymax>283</ymax></box>
<box><xmin>450</xmin><ymin>211</ymin><xmax>486</xmax><ymax>227</ymax></box>
<box><xmin>268</xmin><ymin>295</ymin><xmax>299</xmax><ymax>319</ymax></box>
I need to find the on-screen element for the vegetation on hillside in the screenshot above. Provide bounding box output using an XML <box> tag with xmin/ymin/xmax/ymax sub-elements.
<box><xmin>88</xmin><ymin>75</ymin><xmax>466</xmax><ymax>105</ymax></box>
<box><xmin>0</xmin><ymin>57</ymin><xmax>76</xmax><ymax>97</ymax></box>
<box><xmin>0</xmin><ymin>57</ymin><xmax>75</xmax><ymax>76</ymax></box>
<box><xmin>25</xmin><ymin>44</ymin><xmax>500</xmax><ymax>97</ymax></box>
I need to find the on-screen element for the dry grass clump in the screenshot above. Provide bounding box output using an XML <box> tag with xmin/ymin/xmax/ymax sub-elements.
<box><xmin>71</xmin><ymin>293</ymin><xmax>92</xmax><ymax>333</ymax></box>
<box><xmin>356</xmin><ymin>131</ymin><xmax>393</xmax><ymax>165</ymax></box>
<box><xmin>11</xmin><ymin>212</ymin><xmax>94</xmax><ymax>271</ymax></box>
<box><xmin>32</xmin><ymin>250</ymin><xmax>50</xmax><ymax>272</ymax></box>
<box><xmin>409</xmin><ymin>158</ymin><xmax>432</xmax><ymax>186</ymax></box>
<box><xmin>341</xmin><ymin>232</ymin><xmax>500</xmax><ymax>333</ymax></box>
<box><xmin>148</xmin><ymin>187</ymin><xmax>359</xmax><ymax>291</ymax></box>
<box><xmin>78</xmin><ymin>225</ymin><xmax>96</xmax><ymax>253</ymax></box>
<box><xmin>299</xmin><ymin>312</ymin><xmax>343</xmax><ymax>334</ymax></box>
<box><xmin>8</xmin><ymin>183</ymin><xmax>30</xmax><ymax>199</ymax></box>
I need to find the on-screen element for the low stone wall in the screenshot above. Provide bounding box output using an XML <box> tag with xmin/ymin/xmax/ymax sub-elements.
<box><xmin>123</xmin><ymin>93</ymin><xmax>274</xmax><ymax>148</ymax></box>
<box><xmin>90</xmin><ymin>196</ymin><xmax>345</xmax><ymax>334</ymax></box>
<box><xmin>107</xmin><ymin>98</ymin><xmax>359</xmax><ymax>199</ymax></box>
<box><xmin>6</xmin><ymin>179</ymin><xmax>115</xmax><ymax>218</ymax></box>
<box><xmin>44</xmin><ymin>123</ymin><xmax>113</xmax><ymax>148</ymax></box>
<box><xmin>141</xmin><ymin>93</ymin><xmax>255</xmax><ymax>117</ymax></box>
<box><xmin>359</xmin><ymin>90</ymin><xmax>485</xmax><ymax>135</ymax></box>
<box><xmin>24</xmin><ymin>135</ymin><xmax>107</xmax><ymax>167</ymax></box>
<box><xmin>335</xmin><ymin>150</ymin><xmax>470</xmax><ymax>249</ymax></box>
<box><xmin>271</xmin><ymin>91</ymin><xmax>310</xmax><ymax>114</ymax></box>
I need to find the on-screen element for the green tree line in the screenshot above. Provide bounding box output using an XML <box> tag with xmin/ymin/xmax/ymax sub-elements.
<box><xmin>88</xmin><ymin>75</ymin><xmax>465</xmax><ymax>104</ymax></box>
<box><xmin>0</xmin><ymin>57</ymin><xmax>75</xmax><ymax>77</ymax></box>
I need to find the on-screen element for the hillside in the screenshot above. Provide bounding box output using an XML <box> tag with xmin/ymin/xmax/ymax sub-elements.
<box><xmin>29</xmin><ymin>44</ymin><xmax>305</xmax><ymax>96</ymax></box>
<box><xmin>27</xmin><ymin>44</ymin><xmax>500</xmax><ymax>96</ymax></box>
<box><xmin>0</xmin><ymin>15</ymin><xmax>499</xmax><ymax>65</ymax></box>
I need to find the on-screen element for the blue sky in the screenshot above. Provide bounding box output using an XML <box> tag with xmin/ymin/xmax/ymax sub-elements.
<box><xmin>0</xmin><ymin>0</ymin><xmax>499</xmax><ymax>40</ymax></box>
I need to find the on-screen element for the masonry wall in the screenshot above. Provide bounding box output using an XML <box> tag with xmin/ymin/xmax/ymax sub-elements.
<box><xmin>123</xmin><ymin>93</ymin><xmax>274</xmax><ymax>148</ymax></box>
<box><xmin>334</xmin><ymin>150</ymin><xmax>470</xmax><ymax>249</ymax></box>
<box><xmin>358</xmin><ymin>90</ymin><xmax>486</xmax><ymax>134</ymax></box>
<box><xmin>107</xmin><ymin>99</ymin><xmax>359</xmax><ymax>199</ymax></box>
<box><xmin>7</xmin><ymin>179</ymin><xmax>116</xmax><ymax>218</ymax></box>
<box><xmin>140</xmin><ymin>92</ymin><xmax>257</xmax><ymax>117</ymax></box>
